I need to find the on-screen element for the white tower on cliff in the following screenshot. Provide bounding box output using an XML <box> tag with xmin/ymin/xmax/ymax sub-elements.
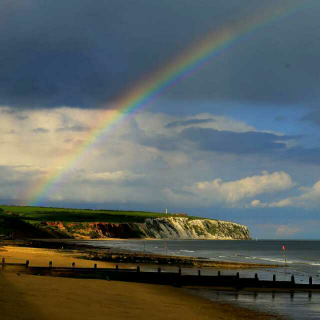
<box><xmin>166</xmin><ymin>208</ymin><xmax>168</xmax><ymax>214</ymax></box>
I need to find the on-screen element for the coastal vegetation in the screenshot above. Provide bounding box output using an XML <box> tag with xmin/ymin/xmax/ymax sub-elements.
<box><xmin>0</xmin><ymin>205</ymin><xmax>191</xmax><ymax>223</ymax></box>
<box><xmin>0</xmin><ymin>205</ymin><xmax>250</xmax><ymax>240</ymax></box>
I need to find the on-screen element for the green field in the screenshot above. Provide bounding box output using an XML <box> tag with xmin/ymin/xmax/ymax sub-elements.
<box><xmin>0</xmin><ymin>205</ymin><xmax>204</xmax><ymax>239</ymax></box>
<box><xmin>0</xmin><ymin>205</ymin><xmax>189</xmax><ymax>224</ymax></box>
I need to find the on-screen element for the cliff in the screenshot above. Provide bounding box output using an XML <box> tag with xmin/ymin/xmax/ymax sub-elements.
<box><xmin>42</xmin><ymin>217</ymin><xmax>250</xmax><ymax>240</ymax></box>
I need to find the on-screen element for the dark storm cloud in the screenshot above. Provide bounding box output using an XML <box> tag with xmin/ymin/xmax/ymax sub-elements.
<box><xmin>136</xmin><ymin>124</ymin><xmax>320</xmax><ymax>165</ymax></box>
<box><xmin>0</xmin><ymin>0</ymin><xmax>318</xmax><ymax>109</ymax></box>
<box><xmin>165</xmin><ymin>118</ymin><xmax>215</xmax><ymax>128</ymax></box>
<box><xmin>176</xmin><ymin>127</ymin><xmax>320</xmax><ymax>165</ymax></box>
<box><xmin>179</xmin><ymin>127</ymin><xmax>294</xmax><ymax>154</ymax></box>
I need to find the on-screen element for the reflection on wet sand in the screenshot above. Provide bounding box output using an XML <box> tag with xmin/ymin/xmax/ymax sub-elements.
<box><xmin>192</xmin><ymin>289</ymin><xmax>320</xmax><ymax>320</ymax></box>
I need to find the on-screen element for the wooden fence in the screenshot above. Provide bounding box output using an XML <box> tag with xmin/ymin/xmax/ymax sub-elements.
<box><xmin>2</xmin><ymin>258</ymin><xmax>320</xmax><ymax>291</ymax></box>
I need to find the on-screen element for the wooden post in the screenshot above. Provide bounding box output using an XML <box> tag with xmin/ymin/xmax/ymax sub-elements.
<box><xmin>1</xmin><ymin>257</ymin><xmax>5</xmax><ymax>269</ymax></box>
<box><xmin>72</xmin><ymin>262</ymin><xmax>75</xmax><ymax>269</ymax></box>
<box><xmin>282</xmin><ymin>245</ymin><xmax>287</xmax><ymax>267</ymax></box>
<box><xmin>290</xmin><ymin>291</ymin><xmax>294</xmax><ymax>301</ymax></box>
<box><xmin>49</xmin><ymin>261</ymin><xmax>52</xmax><ymax>275</ymax></box>
<box><xmin>198</xmin><ymin>270</ymin><xmax>201</xmax><ymax>276</ymax></box>
<box><xmin>158</xmin><ymin>267</ymin><xmax>161</xmax><ymax>273</ymax></box>
<box><xmin>218</xmin><ymin>271</ymin><xmax>221</xmax><ymax>277</ymax></box>
<box><xmin>178</xmin><ymin>268</ymin><xmax>181</xmax><ymax>276</ymax></box>
<box><xmin>26</xmin><ymin>260</ymin><xmax>29</xmax><ymax>268</ymax></box>
<box><xmin>236</xmin><ymin>272</ymin><xmax>240</xmax><ymax>279</ymax></box>
<box><xmin>255</xmin><ymin>273</ymin><xmax>259</xmax><ymax>281</ymax></box>
<box><xmin>137</xmin><ymin>266</ymin><xmax>140</xmax><ymax>273</ymax></box>
<box><xmin>309</xmin><ymin>277</ymin><xmax>313</xmax><ymax>286</ymax></box>
<box><xmin>94</xmin><ymin>264</ymin><xmax>97</xmax><ymax>270</ymax></box>
<box><xmin>273</xmin><ymin>275</ymin><xmax>276</xmax><ymax>282</ymax></box>
<box><xmin>291</xmin><ymin>275</ymin><xmax>295</xmax><ymax>284</ymax></box>
<box><xmin>116</xmin><ymin>265</ymin><xmax>119</xmax><ymax>272</ymax></box>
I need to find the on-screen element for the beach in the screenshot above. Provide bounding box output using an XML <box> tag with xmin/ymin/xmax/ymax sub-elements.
<box><xmin>0</xmin><ymin>245</ymin><xmax>280</xmax><ymax>320</ymax></box>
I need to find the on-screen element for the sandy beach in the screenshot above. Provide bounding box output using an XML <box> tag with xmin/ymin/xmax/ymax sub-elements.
<box><xmin>0</xmin><ymin>245</ymin><xmax>281</xmax><ymax>320</ymax></box>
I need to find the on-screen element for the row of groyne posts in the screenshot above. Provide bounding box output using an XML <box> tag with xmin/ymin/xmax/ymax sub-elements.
<box><xmin>1</xmin><ymin>258</ymin><xmax>319</xmax><ymax>291</ymax></box>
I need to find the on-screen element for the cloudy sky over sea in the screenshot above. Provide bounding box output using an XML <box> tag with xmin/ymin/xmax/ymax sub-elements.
<box><xmin>1</xmin><ymin>0</ymin><xmax>320</xmax><ymax>239</ymax></box>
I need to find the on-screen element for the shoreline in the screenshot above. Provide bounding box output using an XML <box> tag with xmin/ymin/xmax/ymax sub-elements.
<box><xmin>0</xmin><ymin>242</ymin><xmax>283</xmax><ymax>320</ymax></box>
<box><xmin>0</xmin><ymin>239</ymin><xmax>281</xmax><ymax>269</ymax></box>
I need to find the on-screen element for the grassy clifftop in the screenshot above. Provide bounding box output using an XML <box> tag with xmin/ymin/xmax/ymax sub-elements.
<box><xmin>0</xmin><ymin>205</ymin><xmax>198</xmax><ymax>238</ymax></box>
<box><xmin>0</xmin><ymin>205</ymin><xmax>186</xmax><ymax>223</ymax></box>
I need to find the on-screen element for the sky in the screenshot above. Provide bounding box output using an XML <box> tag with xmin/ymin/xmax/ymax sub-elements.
<box><xmin>1</xmin><ymin>0</ymin><xmax>320</xmax><ymax>239</ymax></box>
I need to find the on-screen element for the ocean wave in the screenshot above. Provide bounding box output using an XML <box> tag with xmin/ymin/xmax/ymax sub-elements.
<box><xmin>259</xmin><ymin>257</ymin><xmax>291</xmax><ymax>264</ymax></box>
<box><xmin>258</xmin><ymin>257</ymin><xmax>320</xmax><ymax>266</ymax></box>
<box><xmin>180</xmin><ymin>250</ymin><xmax>194</xmax><ymax>253</ymax></box>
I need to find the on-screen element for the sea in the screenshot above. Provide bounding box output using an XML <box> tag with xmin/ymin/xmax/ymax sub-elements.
<box><xmin>77</xmin><ymin>239</ymin><xmax>320</xmax><ymax>319</ymax></box>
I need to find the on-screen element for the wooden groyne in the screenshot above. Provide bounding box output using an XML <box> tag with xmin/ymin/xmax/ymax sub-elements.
<box><xmin>1</xmin><ymin>258</ymin><xmax>319</xmax><ymax>292</ymax></box>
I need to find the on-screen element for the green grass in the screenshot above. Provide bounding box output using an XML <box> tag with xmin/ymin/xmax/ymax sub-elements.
<box><xmin>0</xmin><ymin>205</ymin><xmax>192</xmax><ymax>223</ymax></box>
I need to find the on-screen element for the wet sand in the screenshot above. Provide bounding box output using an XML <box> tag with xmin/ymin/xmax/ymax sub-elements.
<box><xmin>0</xmin><ymin>245</ymin><xmax>281</xmax><ymax>320</ymax></box>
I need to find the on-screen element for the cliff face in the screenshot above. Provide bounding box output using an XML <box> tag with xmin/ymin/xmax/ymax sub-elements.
<box><xmin>140</xmin><ymin>218</ymin><xmax>250</xmax><ymax>240</ymax></box>
<box><xmin>43</xmin><ymin>217</ymin><xmax>250</xmax><ymax>240</ymax></box>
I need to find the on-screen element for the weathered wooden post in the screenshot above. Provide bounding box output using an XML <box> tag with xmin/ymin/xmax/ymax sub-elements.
<box><xmin>72</xmin><ymin>262</ymin><xmax>76</xmax><ymax>269</ymax></box>
<box><xmin>198</xmin><ymin>270</ymin><xmax>201</xmax><ymax>276</ymax></box>
<box><xmin>290</xmin><ymin>291</ymin><xmax>294</xmax><ymax>301</ymax></box>
<box><xmin>218</xmin><ymin>271</ymin><xmax>221</xmax><ymax>277</ymax></box>
<box><xmin>235</xmin><ymin>272</ymin><xmax>240</xmax><ymax>290</ymax></box>
<box><xmin>291</xmin><ymin>275</ymin><xmax>295</xmax><ymax>284</ymax></box>
<box><xmin>309</xmin><ymin>277</ymin><xmax>313</xmax><ymax>286</ymax></box>
<box><xmin>26</xmin><ymin>260</ymin><xmax>30</xmax><ymax>268</ymax></box>
<box><xmin>137</xmin><ymin>266</ymin><xmax>140</xmax><ymax>273</ymax></box>
<box><xmin>116</xmin><ymin>265</ymin><xmax>119</xmax><ymax>272</ymax></box>
<box><xmin>255</xmin><ymin>273</ymin><xmax>259</xmax><ymax>282</ymax></box>
<box><xmin>49</xmin><ymin>261</ymin><xmax>52</xmax><ymax>275</ymax></box>
<box><xmin>158</xmin><ymin>267</ymin><xmax>161</xmax><ymax>273</ymax></box>
<box><xmin>273</xmin><ymin>275</ymin><xmax>276</xmax><ymax>282</ymax></box>
<box><xmin>178</xmin><ymin>268</ymin><xmax>181</xmax><ymax>276</ymax></box>
<box><xmin>1</xmin><ymin>258</ymin><xmax>5</xmax><ymax>269</ymax></box>
<box><xmin>94</xmin><ymin>263</ymin><xmax>97</xmax><ymax>271</ymax></box>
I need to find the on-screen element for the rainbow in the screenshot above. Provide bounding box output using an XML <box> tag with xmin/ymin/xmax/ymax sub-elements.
<box><xmin>27</xmin><ymin>1</ymin><xmax>308</xmax><ymax>205</ymax></box>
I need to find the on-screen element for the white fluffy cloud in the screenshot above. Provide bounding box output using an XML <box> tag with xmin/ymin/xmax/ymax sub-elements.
<box><xmin>0</xmin><ymin>106</ymin><xmax>303</xmax><ymax>208</ymax></box>
<box><xmin>81</xmin><ymin>171</ymin><xmax>145</xmax><ymax>183</ymax></box>
<box><xmin>165</xmin><ymin>171</ymin><xmax>295</xmax><ymax>207</ymax></box>
<box><xmin>251</xmin><ymin>180</ymin><xmax>320</xmax><ymax>209</ymax></box>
